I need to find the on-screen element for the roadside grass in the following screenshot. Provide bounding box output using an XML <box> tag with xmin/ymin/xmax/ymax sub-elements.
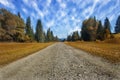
<box><xmin>65</xmin><ymin>41</ymin><xmax>120</xmax><ymax>63</ymax></box>
<box><xmin>0</xmin><ymin>42</ymin><xmax>53</xmax><ymax>66</ymax></box>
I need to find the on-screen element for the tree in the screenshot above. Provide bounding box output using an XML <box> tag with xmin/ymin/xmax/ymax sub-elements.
<box><xmin>67</xmin><ymin>35</ymin><xmax>72</xmax><ymax>41</ymax></box>
<box><xmin>35</xmin><ymin>19</ymin><xmax>45</xmax><ymax>42</ymax></box>
<box><xmin>104</xmin><ymin>17</ymin><xmax>111</xmax><ymax>33</ymax></box>
<box><xmin>96</xmin><ymin>20</ymin><xmax>104</xmax><ymax>40</ymax></box>
<box><xmin>51</xmin><ymin>31</ymin><xmax>54</xmax><ymax>41</ymax></box>
<box><xmin>81</xmin><ymin>17</ymin><xmax>99</xmax><ymax>41</ymax></box>
<box><xmin>25</xmin><ymin>16</ymin><xmax>34</xmax><ymax>41</ymax></box>
<box><xmin>115</xmin><ymin>15</ymin><xmax>120</xmax><ymax>33</ymax></box>
<box><xmin>54</xmin><ymin>36</ymin><xmax>59</xmax><ymax>41</ymax></box>
<box><xmin>18</xmin><ymin>12</ymin><xmax>21</xmax><ymax>18</ymax></box>
<box><xmin>0</xmin><ymin>8</ymin><xmax>25</xmax><ymax>42</ymax></box>
<box><xmin>46</xmin><ymin>28</ymin><xmax>52</xmax><ymax>42</ymax></box>
<box><xmin>103</xmin><ymin>17</ymin><xmax>111</xmax><ymax>39</ymax></box>
<box><xmin>72</xmin><ymin>31</ymin><xmax>79</xmax><ymax>41</ymax></box>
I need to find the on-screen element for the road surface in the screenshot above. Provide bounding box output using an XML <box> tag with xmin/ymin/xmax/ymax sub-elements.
<box><xmin>0</xmin><ymin>43</ymin><xmax>120</xmax><ymax>80</ymax></box>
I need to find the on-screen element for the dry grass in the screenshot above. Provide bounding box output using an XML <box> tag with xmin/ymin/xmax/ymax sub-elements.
<box><xmin>0</xmin><ymin>42</ymin><xmax>53</xmax><ymax>66</ymax></box>
<box><xmin>65</xmin><ymin>41</ymin><xmax>120</xmax><ymax>63</ymax></box>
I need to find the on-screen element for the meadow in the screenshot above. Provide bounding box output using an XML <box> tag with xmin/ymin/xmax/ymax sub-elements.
<box><xmin>65</xmin><ymin>41</ymin><xmax>120</xmax><ymax>63</ymax></box>
<box><xmin>0</xmin><ymin>43</ymin><xmax>53</xmax><ymax>66</ymax></box>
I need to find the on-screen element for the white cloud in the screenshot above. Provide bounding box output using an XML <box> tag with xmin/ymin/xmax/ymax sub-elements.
<box><xmin>69</xmin><ymin>26</ymin><xmax>81</xmax><ymax>34</ymax></box>
<box><xmin>31</xmin><ymin>1</ymin><xmax>44</xmax><ymax>18</ymax></box>
<box><xmin>22</xmin><ymin>8</ymin><xmax>28</xmax><ymax>14</ymax></box>
<box><xmin>83</xmin><ymin>0</ymin><xmax>99</xmax><ymax>19</ymax></box>
<box><xmin>22</xmin><ymin>0</ymin><xmax>29</xmax><ymax>6</ymax></box>
<box><xmin>0</xmin><ymin>0</ymin><xmax>15</xmax><ymax>9</ymax></box>
<box><xmin>57</xmin><ymin>0</ymin><xmax>66</xmax><ymax>9</ymax></box>
<box><xmin>46</xmin><ymin>20</ymin><xmax>54</xmax><ymax>28</ymax></box>
<box><xmin>46</xmin><ymin>0</ymin><xmax>51</xmax><ymax>7</ymax></box>
<box><xmin>61</xmin><ymin>11</ymin><xmax>66</xmax><ymax>17</ymax></box>
<box><xmin>60</xmin><ymin>3</ymin><xmax>66</xmax><ymax>9</ymax></box>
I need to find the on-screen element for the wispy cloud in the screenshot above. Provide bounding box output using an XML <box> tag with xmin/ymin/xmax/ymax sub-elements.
<box><xmin>22</xmin><ymin>7</ymin><xmax>28</xmax><ymax>14</ymax></box>
<box><xmin>0</xmin><ymin>0</ymin><xmax>15</xmax><ymax>9</ymax></box>
<box><xmin>0</xmin><ymin>0</ymin><xmax>119</xmax><ymax>38</ymax></box>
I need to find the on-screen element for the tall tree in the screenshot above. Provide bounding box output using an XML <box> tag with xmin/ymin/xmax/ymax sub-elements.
<box><xmin>67</xmin><ymin>35</ymin><xmax>72</xmax><ymax>41</ymax></box>
<box><xmin>72</xmin><ymin>31</ymin><xmax>79</xmax><ymax>41</ymax></box>
<box><xmin>51</xmin><ymin>31</ymin><xmax>54</xmax><ymax>41</ymax></box>
<box><xmin>103</xmin><ymin>17</ymin><xmax>111</xmax><ymax>39</ymax></box>
<box><xmin>46</xmin><ymin>28</ymin><xmax>52</xmax><ymax>42</ymax></box>
<box><xmin>25</xmin><ymin>16</ymin><xmax>34</xmax><ymax>41</ymax></box>
<box><xmin>81</xmin><ymin>17</ymin><xmax>99</xmax><ymax>41</ymax></box>
<box><xmin>104</xmin><ymin>17</ymin><xmax>111</xmax><ymax>33</ymax></box>
<box><xmin>0</xmin><ymin>8</ymin><xmax>25</xmax><ymax>42</ymax></box>
<box><xmin>54</xmin><ymin>36</ymin><xmax>59</xmax><ymax>41</ymax></box>
<box><xmin>96</xmin><ymin>20</ymin><xmax>104</xmax><ymax>40</ymax></box>
<box><xmin>115</xmin><ymin>15</ymin><xmax>120</xmax><ymax>33</ymax></box>
<box><xmin>18</xmin><ymin>12</ymin><xmax>21</xmax><ymax>18</ymax></box>
<box><xmin>35</xmin><ymin>19</ymin><xmax>45</xmax><ymax>42</ymax></box>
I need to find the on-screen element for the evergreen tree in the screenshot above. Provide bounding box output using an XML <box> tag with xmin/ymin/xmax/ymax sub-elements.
<box><xmin>51</xmin><ymin>31</ymin><xmax>54</xmax><ymax>41</ymax></box>
<box><xmin>67</xmin><ymin>35</ymin><xmax>72</xmax><ymax>41</ymax></box>
<box><xmin>115</xmin><ymin>15</ymin><xmax>120</xmax><ymax>33</ymax></box>
<box><xmin>104</xmin><ymin>17</ymin><xmax>111</xmax><ymax>33</ymax></box>
<box><xmin>0</xmin><ymin>8</ymin><xmax>25</xmax><ymax>42</ymax></box>
<box><xmin>25</xmin><ymin>16</ymin><xmax>34</xmax><ymax>41</ymax></box>
<box><xmin>93</xmin><ymin>16</ymin><xmax>96</xmax><ymax>27</ymax></box>
<box><xmin>18</xmin><ymin>12</ymin><xmax>21</xmax><ymax>18</ymax></box>
<box><xmin>72</xmin><ymin>31</ymin><xmax>79</xmax><ymax>41</ymax></box>
<box><xmin>103</xmin><ymin>17</ymin><xmax>111</xmax><ymax>39</ymax></box>
<box><xmin>81</xmin><ymin>17</ymin><xmax>99</xmax><ymax>41</ymax></box>
<box><xmin>96</xmin><ymin>20</ymin><xmax>104</xmax><ymax>40</ymax></box>
<box><xmin>54</xmin><ymin>36</ymin><xmax>59</xmax><ymax>41</ymax></box>
<box><xmin>35</xmin><ymin>19</ymin><xmax>45</xmax><ymax>42</ymax></box>
<box><xmin>47</xmin><ymin>28</ymin><xmax>52</xmax><ymax>42</ymax></box>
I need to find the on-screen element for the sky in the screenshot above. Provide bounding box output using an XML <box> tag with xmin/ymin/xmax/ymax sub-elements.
<box><xmin>0</xmin><ymin>0</ymin><xmax>120</xmax><ymax>38</ymax></box>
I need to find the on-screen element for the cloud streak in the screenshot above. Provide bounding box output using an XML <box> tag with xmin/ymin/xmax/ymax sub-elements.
<box><xmin>0</xmin><ymin>0</ymin><xmax>15</xmax><ymax>9</ymax></box>
<box><xmin>0</xmin><ymin>0</ymin><xmax>120</xmax><ymax>38</ymax></box>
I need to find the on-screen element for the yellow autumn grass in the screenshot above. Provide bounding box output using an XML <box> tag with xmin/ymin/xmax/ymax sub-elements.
<box><xmin>65</xmin><ymin>41</ymin><xmax>120</xmax><ymax>63</ymax></box>
<box><xmin>0</xmin><ymin>42</ymin><xmax>53</xmax><ymax>66</ymax></box>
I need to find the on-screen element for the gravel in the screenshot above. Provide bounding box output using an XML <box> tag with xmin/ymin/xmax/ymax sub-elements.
<box><xmin>0</xmin><ymin>43</ymin><xmax>120</xmax><ymax>80</ymax></box>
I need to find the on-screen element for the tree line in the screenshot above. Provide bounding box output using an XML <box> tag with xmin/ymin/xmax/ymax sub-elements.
<box><xmin>67</xmin><ymin>16</ymin><xmax>120</xmax><ymax>41</ymax></box>
<box><xmin>0</xmin><ymin>8</ymin><xmax>58</xmax><ymax>42</ymax></box>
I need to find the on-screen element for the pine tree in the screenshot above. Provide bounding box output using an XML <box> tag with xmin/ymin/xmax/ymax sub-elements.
<box><xmin>51</xmin><ymin>31</ymin><xmax>54</xmax><ymax>41</ymax></box>
<box><xmin>47</xmin><ymin>28</ymin><xmax>52</xmax><ymax>42</ymax></box>
<box><xmin>104</xmin><ymin>17</ymin><xmax>111</xmax><ymax>33</ymax></box>
<box><xmin>25</xmin><ymin>16</ymin><xmax>34</xmax><ymax>41</ymax></box>
<box><xmin>81</xmin><ymin>17</ymin><xmax>99</xmax><ymax>41</ymax></box>
<box><xmin>103</xmin><ymin>17</ymin><xmax>111</xmax><ymax>39</ymax></box>
<box><xmin>67</xmin><ymin>35</ymin><xmax>72</xmax><ymax>41</ymax></box>
<box><xmin>72</xmin><ymin>31</ymin><xmax>79</xmax><ymax>41</ymax></box>
<box><xmin>35</xmin><ymin>19</ymin><xmax>45</xmax><ymax>42</ymax></box>
<box><xmin>54</xmin><ymin>36</ymin><xmax>59</xmax><ymax>41</ymax></box>
<box><xmin>115</xmin><ymin>15</ymin><xmax>120</xmax><ymax>33</ymax></box>
<box><xmin>93</xmin><ymin>16</ymin><xmax>96</xmax><ymax>27</ymax></box>
<box><xmin>18</xmin><ymin>12</ymin><xmax>21</xmax><ymax>18</ymax></box>
<box><xmin>96</xmin><ymin>20</ymin><xmax>104</xmax><ymax>40</ymax></box>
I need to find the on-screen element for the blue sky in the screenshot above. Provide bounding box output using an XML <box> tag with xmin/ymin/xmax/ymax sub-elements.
<box><xmin>0</xmin><ymin>0</ymin><xmax>120</xmax><ymax>38</ymax></box>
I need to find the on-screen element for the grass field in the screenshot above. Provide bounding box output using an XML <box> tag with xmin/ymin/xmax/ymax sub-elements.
<box><xmin>0</xmin><ymin>43</ymin><xmax>53</xmax><ymax>66</ymax></box>
<box><xmin>65</xmin><ymin>41</ymin><xmax>120</xmax><ymax>63</ymax></box>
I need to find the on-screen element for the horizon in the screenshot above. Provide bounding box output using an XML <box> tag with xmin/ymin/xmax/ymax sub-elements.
<box><xmin>0</xmin><ymin>0</ymin><xmax>120</xmax><ymax>38</ymax></box>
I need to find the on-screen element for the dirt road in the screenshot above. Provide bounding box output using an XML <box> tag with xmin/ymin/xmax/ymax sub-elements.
<box><xmin>0</xmin><ymin>43</ymin><xmax>120</xmax><ymax>80</ymax></box>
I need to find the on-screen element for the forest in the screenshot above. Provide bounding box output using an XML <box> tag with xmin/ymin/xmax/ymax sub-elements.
<box><xmin>0</xmin><ymin>8</ymin><xmax>120</xmax><ymax>42</ymax></box>
<box><xmin>67</xmin><ymin>16</ymin><xmax>120</xmax><ymax>41</ymax></box>
<box><xmin>0</xmin><ymin>8</ymin><xmax>58</xmax><ymax>42</ymax></box>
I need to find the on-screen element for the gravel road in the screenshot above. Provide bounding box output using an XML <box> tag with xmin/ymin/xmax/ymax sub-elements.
<box><xmin>0</xmin><ymin>43</ymin><xmax>120</xmax><ymax>80</ymax></box>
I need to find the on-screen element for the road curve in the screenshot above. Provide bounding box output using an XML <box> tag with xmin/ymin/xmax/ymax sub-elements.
<box><xmin>0</xmin><ymin>43</ymin><xmax>120</xmax><ymax>80</ymax></box>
